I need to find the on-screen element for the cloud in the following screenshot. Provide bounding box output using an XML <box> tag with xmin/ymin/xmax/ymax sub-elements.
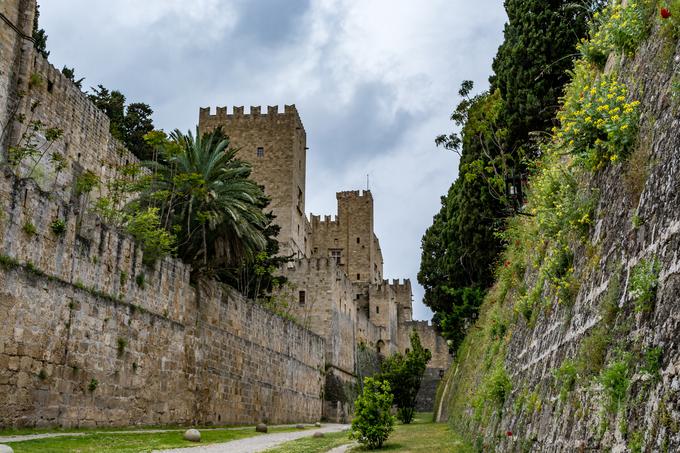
<box><xmin>39</xmin><ymin>0</ymin><xmax>507</xmax><ymax>321</ymax></box>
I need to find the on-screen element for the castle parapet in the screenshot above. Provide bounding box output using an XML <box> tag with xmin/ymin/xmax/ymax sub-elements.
<box><xmin>337</xmin><ymin>190</ymin><xmax>373</xmax><ymax>200</ymax></box>
<box><xmin>198</xmin><ymin>105</ymin><xmax>305</xmax><ymax>131</ymax></box>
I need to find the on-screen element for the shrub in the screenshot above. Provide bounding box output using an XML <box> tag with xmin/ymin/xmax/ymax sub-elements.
<box><xmin>556</xmin><ymin>62</ymin><xmax>641</xmax><ymax>170</ymax></box>
<box><xmin>117</xmin><ymin>337</ymin><xmax>127</xmax><ymax>356</ymax></box>
<box><xmin>629</xmin><ymin>257</ymin><xmax>661</xmax><ymax>313</ymax></box>
<box><xmin>75</xmin><ymin>170</ymin><xmax>100</xmax><ymax>196</ymax></box>
<box><xmin>578</xmin><ymin>1</ymin><xmax>651</xmax><ymax>67</ymax></box>
<box><xmin>50</xmin><ymin>218</ymin><xmax>67</xmax><ymax>236</ymax></box>
<box><xmin>22</xmin><ymin>221</ymin><xmax>37</xmax><ymax>236</ymax></box>
<box><xmin>350</xmin><ymin>378</ymin><xmax>395</xmax><ymax>449</ymax></box>
<box><xmin>554</xmin><ymin>359</ymin><xmax>578</xmax><ymax>403</ymax></box>
<box><xmin>485</xmin><ymin>365</ymin><xmax>512</xmax><ymax>407</ymax></box>
<box><xmin>88</xmin><ymin>378</ymin><xmax>99</xmax><ymax>392</ymax></box>
<box><xmin>641</xmin><ymin>346</ymin><xmax>663</xmax><ymax>378</ymax></box>
<box><xmin>125</xmin><ymin>208</ymin><xmax>176</xmax><ymax>265</ymax></box>
<box><xmin>600</xmin><ymin>357</ymin><xmax>630</xmax><ymax>413</ymax></box>
<box><xmin>135</xmin><ymin>273</ymin><xmax>146</xmax><ymax>289</ymax></box>
<box><xmin>577</xmin><ymin>326</ymin><xmax>611</xmax><ymax>377</ymax></box>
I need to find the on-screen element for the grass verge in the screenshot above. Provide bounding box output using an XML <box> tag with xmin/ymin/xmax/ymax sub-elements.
<box><xmin>6</xmin><ymin>426</ymin><xmax>297</xmax><ymax>453</ymax></box>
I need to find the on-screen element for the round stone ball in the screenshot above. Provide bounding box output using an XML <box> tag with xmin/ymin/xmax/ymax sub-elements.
<box><xmin>295</xmin><ymin>424</ymin><xmax>305</xmax><ymax>429</ymax></box>
<box><xmin>256</xmin><ymin>423</ymin><xmax>268</xmax><ymax>433</ymax></box>
<box><xmin>313</xmin><ymin>431</ymin><xmax>325</xmax><ymax>438</ymax></box>
<box><xmin>314</xmin><ymin>422</ymin><xmax>322</xmax><ymax>427</ymax></box>
<box><xmin>183</xmin><ymin>429</ymin><xmax>201</xmax><ymax>442</ymax></box>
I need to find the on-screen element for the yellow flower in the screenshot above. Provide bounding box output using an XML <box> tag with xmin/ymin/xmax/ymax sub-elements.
<box><xmin>610</xmin><ymin>154</ymin><xmax>619</xmax><ymax>162</ymax></box>
<box><xmin>585</xmin><ymin>116</ymin><xmax>592</xmax><ymax>123</ymax></box>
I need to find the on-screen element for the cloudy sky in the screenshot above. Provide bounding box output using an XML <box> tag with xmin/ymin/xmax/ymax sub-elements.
<box><xmin>40</xmin><ymin>1</ymin><xmax>507</xmax><ymax>321</ymax></box>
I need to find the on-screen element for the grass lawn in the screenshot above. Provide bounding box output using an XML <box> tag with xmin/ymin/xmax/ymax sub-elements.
<box><xmin>5</xmin><ymin>426</ymin><xmax>298</xmax><ymax>453</ymax></box>
<box><xmin>263</xmin><ymin>413</ymin><xmax>473</xmax><ymax>453</ymax></box>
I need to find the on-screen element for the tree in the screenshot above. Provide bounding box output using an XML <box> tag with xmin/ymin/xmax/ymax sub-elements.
<box><xmin>61</xmin><ymin>67</ymin><xmax>85</xmax><ymax>90</ymax></box>
<box><xmin>378</xmin><ymin>330</ymin><xmax>432</xmax><ymax>424</ymax></box>
<box><xmin>136</xmin><ymin>128</ymin><xmax>268</xmax><ymax>280</ymax></box>
<box><xmin>87</xmin><ymin>86</ymin><xmax>155</xmax><ymax>160</ymax></box>
<box><xmin>491</xmin><ymin>0</ymin><xmax>591</xmax><ymax>164</ymax></box>
<box><xmin>32</xmin><ymin>4</ymin><xmax>49</xmax><ymax>58</ymax></box>
<box><xmin>350</xmin><ymin>378</ymin><xmax>395</xmax><ymax>449</ymax></box>
<box><xmin>419</xmin><ymin>89</ymin><xmax>505</xmax><ymax>346</ymax></box>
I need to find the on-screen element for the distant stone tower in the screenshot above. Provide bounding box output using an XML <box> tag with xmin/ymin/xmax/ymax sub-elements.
<box><xmin>198</xmin><ymin>105</ymin><xmax>308</xmax><ymax>257</ymax></box>
<box><xmin>310</xmin><ymin>190</ymin><xmax>384</xmax><ymax>285</ymax></box>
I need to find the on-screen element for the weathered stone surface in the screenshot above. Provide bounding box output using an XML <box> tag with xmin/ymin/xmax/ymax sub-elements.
<box><xmin>256</xmin><ymin>423</ymin><xmax>268</xmax><ymax>433</ymax></box>
<box><xmin>295</xmin><ymin>424</ymin><xmax>305</xmax><ymax>429</ymax></box>
<box><xmin>313</xmin><ymin>431</ymin><xmax>325</xmax><ymax>438</ymax></box>
<box><xmin>183</xmin><ymin>429</ymin><xmax>200</xmax><ymax>442</ymax></box>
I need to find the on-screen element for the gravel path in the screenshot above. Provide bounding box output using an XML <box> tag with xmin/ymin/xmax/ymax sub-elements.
<box><xmin>153</xmin><ymin>424</ymin><xmax>350</xmax><ymax>453</ymax></box>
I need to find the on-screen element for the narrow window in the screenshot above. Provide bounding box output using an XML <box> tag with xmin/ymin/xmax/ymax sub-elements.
<box><xmin>256</xmin><ymin>147</ymin><xmax>264</xmax><ymax>158</ymax></box>
<box><xmin>329</xmin><ymin>249</ymin><xmax>341</xmax><ymax>265</ymax></box>
<box><xmin>406</xmin><ymin>348</ymin><xmax>410</xmax><ymax>354</ymax></box>
<box><xmin>376</xmin><ymin>306</ymin><xmax>379</xmax><ymax>314</ymax></box>
<box><xmin>299</xmin><ymin>290</ymin><xmax>306</xmax><ymax>305</ymax></box>
<box><xmin>357</xmin><ymin>273</ymin><xmax>361</xmax><ymax>281</ymax></box>
<box><xmin>356</xmin><ymin>294</ymin><xmax>361</xmax><ymax>300</ymax></box>
<box><xmin>356</xmin><ymin>237</ymin><xmax>360</xmax><ymax>244</ymax></box>
<box><xmin>377</xmin><ymin>345</ymin><xmax>381</xmax><ymax>354</ymax></box>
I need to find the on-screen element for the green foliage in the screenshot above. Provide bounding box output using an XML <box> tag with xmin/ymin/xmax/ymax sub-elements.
<box><xmin>22</xmin><ymin>221</ymin><xmax>37</xmax><ymax>236</ymax></box>
<box><xmin>125</xmin><ymin>208</ymin><xmax>176</xmax><ymax>265</ymax></box>
<box><xmin>116</xmin><ymin>337</ymin><xmax>127</xmax><ymax>357</ymax></box>
<box><xmin>553</xmin><ymin>359</ymin><xmax>577</xmax><ymax>403</ymax></box>
<box><xmin>32</xmin><ymin>4</ymin><xmax>49</xmax><ymax>58</ymax></box>
<box><xmin>378</xmin><ymin>330</ymin><xmax>432</xmax><ymax>424</ymax></box>
<box><xmin>491</xmin><ymin>0</ymin><xmax>590</xmax><ymax>161</ymax></box>
<box><xmin>628</xmin><ymin>430</ymin><xmax>644</xmax><ymax>453</ymax></box>
<box><xmin>578</xmin><ymin>1</ymin><xmax>652</xmax><ymax>67</ymax></box>
<box><xmin>556</xmin><ymin>62</ymin><xmax>641</xmax><ymax>170</ymax></box>
<box><xmin>599</xmin><ymin>356</ymin><xmax>630</xmax><ymax>413</ymax></box>
<box><xmin>577</xmin><ymin>326</ymin><xmax>611</xmax><ymax>377</ymax></box>
<box><xmin>629</xmin><ymin>257</ymin><xmax>661</xmax><ymax>312</ymax></box>
<box><xmin>75</xmin><ymin>171</ymin><xmax>100</xmax><ymax>196</ymax></box>
<box><xmin>50</xmin><ymin>218</ymin><xmax>67</xmax><ymax>236</ymax></box>
<box><xmin>350</xmin><ymin>378</ymin><xmax>395</xmax><ymax>449</ymax></box>
<box><xmin>485</xmin><ymin>365</ymin><xmax>512</xmax><ymax>407</ymax></box>
<box><xmin>88</xmin><ymin>378</ymin><xmax>98</xmax><ymax>392</ymax></box>
<box><xmin>135</xmin><ymin>273</ymin><xmax>145</xmax><ymax>289</ymax></box>
<box><xmin>61</xmin><ymin>66</ymin><xmax>85</xmax><ymax>90</ymax></box>
<box><xmin>136</xmin><ymin>128</ymin><xmax>268</xmax><ymax>280</ymax></box>
<box><xmin>421</xmin><ymin>89</ymin><xmax>504</xmax><ymax>348</ymax></box>
<box><xmin>641</xmin><ymin>346</ymin><xmax>663</xmax><ymax>378</ymax></box>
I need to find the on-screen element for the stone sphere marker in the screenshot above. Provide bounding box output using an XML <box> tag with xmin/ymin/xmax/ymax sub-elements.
<box><xmin>183</xmin><ymin>429</ymin><xmax>201</xmax><ymax>442</ymax></box>
<box><xmin>256</xmin><ymin>423</ymin><xmax>268</xmax><ymax>433</ymax></box>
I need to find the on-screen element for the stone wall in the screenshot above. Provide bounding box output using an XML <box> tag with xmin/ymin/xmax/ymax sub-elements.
<box><xmin>0</xmin><ymin>170</ymin><xmax>325</xmax><ymax>428</ymax></box>
<box><xmin>198</xmin><ymin>106</ymin><xmax>308</xmax><ymax>257</ymax></box>
<box><xmin>436</xmin><ymin>25</ymin><xmax>680</xmax><ymax>452</ymax></box>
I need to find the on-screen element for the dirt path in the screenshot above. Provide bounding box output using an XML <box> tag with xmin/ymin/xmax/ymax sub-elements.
<box><xmin>152</xmin><ymin>424</ymin><xmax>350</xmax><ymax>453</ymax></box>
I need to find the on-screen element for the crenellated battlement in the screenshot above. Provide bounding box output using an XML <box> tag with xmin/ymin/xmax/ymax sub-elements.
<box><xmin>199</xmin><ymin>105</ymin><xmax>304</xmax><ymax>129</ymax></box>
<box><xmin>310</xmin><ymin>214</ymin><xmax>341</xmax><ymax>228</ymax></box>
<box><xmin>336</xmin><ymin>190</ymin><xmax>373</xmax><ymax>200</ymax></box>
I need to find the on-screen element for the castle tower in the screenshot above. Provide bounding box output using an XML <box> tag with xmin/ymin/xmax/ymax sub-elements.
<box><xmin>198</xmin><ymin>105</ymin><xmax>308</xmax><ymax>257</ymax></box>
<box><xmin>309</xmin><ymin>190</ymin><xmax>384</xmax><ymax>285</ymax></box>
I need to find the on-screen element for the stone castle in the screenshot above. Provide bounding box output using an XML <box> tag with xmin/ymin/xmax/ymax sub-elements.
<box><xmin>0</xmin><ymin>0</ymin><xmax>448</xmax><ymax>427</ymax></box>
<box><xmin>199</xmin><ymin>106</ymin><xmax>451</xmax><ymax>418</ymax></box>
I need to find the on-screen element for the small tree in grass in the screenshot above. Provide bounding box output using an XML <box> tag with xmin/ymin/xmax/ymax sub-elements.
<box><xmin>379</xmin><ymin>330</ymin><xmax>432</xmax><ymax>424</ymax></box>
<box><xmin>350</xmin><ymin>377</ymin><xmax>395</xmax><ymax>449</ymax></box>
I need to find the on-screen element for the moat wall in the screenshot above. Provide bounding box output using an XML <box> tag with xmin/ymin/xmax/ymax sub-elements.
<box><xmin>0</xmin><ymin>169</ymin><xmax>325</xmax><ymax>428</ymax></box>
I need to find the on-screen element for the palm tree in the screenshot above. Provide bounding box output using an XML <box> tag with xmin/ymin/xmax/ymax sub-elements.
<box><xmin>138</xmin><ymin>127</ymin><xmax>268</xmax><ymax>279</ymax></box>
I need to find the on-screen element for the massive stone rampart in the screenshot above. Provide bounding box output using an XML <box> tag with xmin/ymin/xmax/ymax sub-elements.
<box><xmin>0</xmin><ymin>170</ymin><xmax>325</xmax><ymax>428</ymax></box>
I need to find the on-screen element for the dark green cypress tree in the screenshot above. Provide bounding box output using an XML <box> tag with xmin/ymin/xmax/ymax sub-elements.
<box><xmin>491</xmin><ymin>0</ymin><xmax>591</xmax><ymax>162</ymax></box>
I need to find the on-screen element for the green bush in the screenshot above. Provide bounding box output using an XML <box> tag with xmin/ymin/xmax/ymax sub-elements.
<box><xmin>629</xmin><ymin>257</ymin><xmax>661</xmax><ymax>313</ymax></box>
<box><xmin>350</xmin><ymin>378</ymin><xmax>395</xmax><ymax>449</ymax></box>
<box><xmin>578</xmin><ymin>1</ymin><xmax>651</xmax><ymax>67</ymax></box>
<box><xmin>641</xmin><ymin>346</ymin><xmax>663</xmax><ymax>378</ymax></box>
<box><xmin>50</xmin><ymin>218</ymin><xmax>67</xmax><ymax>236</ymax></box>
<box><xmin>125</xmin><ymin>208</ymin><xmax>176</xmax><ymax>265</ymax></box>
<box><xmin>556</xmin><ymin>62</ymin><xmax>640</xmax><ymax>170</ymax></box>
<box><xmin>600</xmin><ymin>357</ymin><xmax>630</xmax><ymax>413</ymax></box>
<box><xmin>75</xmin><ymin>170</ymin><xmax>100</xmax><ymax>196</ymax></box>
<box><xmin>554</xmin><ymin>359</ymin><xmax>578</xmax><ymax>403</ymax></box>
<box><xmin>22</xmin><ymin>221</ymin><xmax>37</xmax><ymax>236</ymax></box>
